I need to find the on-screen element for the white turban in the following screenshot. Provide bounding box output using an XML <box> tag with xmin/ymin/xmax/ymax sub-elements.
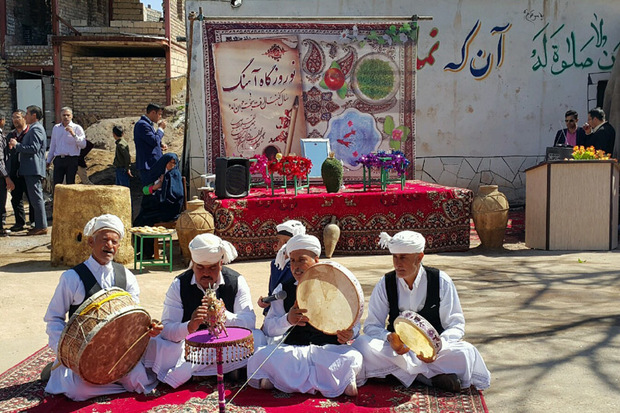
<box><xmin>189</xmin><ymin>233</ymin><xmax>237</xmax><ymax>265</ymax></box>
<box><xmin>379</xmin><ymin>231</ymin><xmax>425</xmax><ymax>254</ymax></box>
<box><xmin>276</xmin><ymin>220</ymin><xmax>306</xmax><ymax>237</ymax></box>
<box><xmin>83</xmin><ymin>214</ymin><xmax>125</xmax><ymax>239</ymax></box>
<box><xmin>286</xmin><ymin>234</ymin><xmax>321</xmax><ymax>257</ymax></box>
<box><xmin>274</xmin><ymin>220</ymin><xmax>307</xmax><ymax>269</ymax></box>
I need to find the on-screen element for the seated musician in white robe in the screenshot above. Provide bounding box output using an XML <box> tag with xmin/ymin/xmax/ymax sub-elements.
<box><xmin>43</xmin><ymin>214</ymin><xmax>162</xmax><ymax>401</ymax></box>
<box><xmin>247</xmin><ymin>234</ymin><xmax>363</xmax><ymax>398</ymax></box>
<box><xmin>353</xmin><ymin>231</ymin><xmax>491</xmax><ymax>392</ymax></box>
<box><xmin>144</xmin><ymin>233</ymin><xmax>265</xmax><ymax>388</ymax></box>
<box><xmin>256</xmin><ymin>219</ymin><xmax>306</xmax><ymax>319</ymax></box>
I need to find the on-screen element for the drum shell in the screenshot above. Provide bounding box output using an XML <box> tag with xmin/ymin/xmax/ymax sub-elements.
<box><xmin>58</xmin><ymin>287</ymin><xmax>152</xmax><ymax>385</ymax></box>
<box><xmin>297</xmin><ymin>261</ymin><xmax>364</xmax><ymax>335</ymax></box>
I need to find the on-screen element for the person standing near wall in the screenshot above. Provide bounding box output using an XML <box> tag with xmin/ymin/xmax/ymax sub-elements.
<box><xmin>112</xmin><ymin>125</ymin><xmax>132</xmax><ymax>187</ymax></box>
<box><xmin>0</xmin><ymin>113</ymin><xmax>15</xmax><ymax>236</ymax></box>
<box><xmin>134</xmin><ymin>103</ymin><xmax>167</xmax><ymax>186</ymax></box>
<box><xmin>583</xmin><ymin>107</ymin><xmax>616</xmax><ymax>155</ymax></box>
<box><xmin>47</xmin><ymin>107</ymin><xmax>87</xmax><ymax>187</ymax></box>
<box><xmin>8</xmin><ymin>105</ymin><xmax>48</xmax><ymax>236</ymax></box>
<box><xmin>5</xmin><ymin>110</ymin><xmax>33</xmax><ymax>231</ymax></box>
<box><xmin>553</xmin><ymin>110</ymin><xmax>586</xmax><ymax>147</ymax></box>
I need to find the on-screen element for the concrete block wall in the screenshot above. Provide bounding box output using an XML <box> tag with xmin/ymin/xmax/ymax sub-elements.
<box><xmin>5</xmin><ymin>46</ymin><xmax>53</xmax><ymax>67</ymax></box>
<box><xmin>70</xmin><ymin>56</ymin><xmax>167</xmax><ymax>118</ymax></box>
<box><xmin>58</xmin><ymin>0</ymin><xmax>107</xmax><ymax>35</ymax></box>
<box><xmin>112</xmin><ymin>0</ymin><xmax>146</xmax><ymax>21</ymax></box>
<box><xmin>0</xmin><ymin>62</ymin><xmax>12</xmax><ymax>114</ymax></box>
<box><xmin>170</xmin><ymin>0</ymin><xmax>185</xmax><ymax>40</ymax></box>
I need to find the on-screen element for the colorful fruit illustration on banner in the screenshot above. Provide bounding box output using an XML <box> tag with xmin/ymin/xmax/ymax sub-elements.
<box><xmin>384</xmin><ymin>115</ymin><xmax>410</xmax><ymax>151</ymax></box>
<box><xmin>320</xmin><ymin>62</ymin><xmax>348</xmax><ymax>99</ymax></box>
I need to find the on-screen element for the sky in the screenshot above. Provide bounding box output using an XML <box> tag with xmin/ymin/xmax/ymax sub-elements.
<box><xmin>142</xmin><ymin>1</ymin><xmax>162</xmax><ymax>12</ymax></box>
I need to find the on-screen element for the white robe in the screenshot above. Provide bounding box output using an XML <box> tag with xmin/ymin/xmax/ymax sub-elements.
<box><xmin>43</xmin><ymin>256</ymin><xmax>158</xmax><ymax>401</ymax></box>
<box><xmin>144</xmin><ymin>271</ymin><xmax>265</xmax><ymax>388</ymax></box>
<box><xmin>247</xmin><ymin>281</ymin><xmax>363</xmax><ymax>398</ymax></box>
<box><xmin>353</xmin><ymin>266</ymin><xmax>491</xmax><ymax>390</ymax></box>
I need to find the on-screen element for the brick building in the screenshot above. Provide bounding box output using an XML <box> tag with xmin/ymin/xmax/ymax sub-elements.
<box><xmin>0</xmin><ymin>0</ymin><xmax>187</xmax><ymax>131</ymax></box>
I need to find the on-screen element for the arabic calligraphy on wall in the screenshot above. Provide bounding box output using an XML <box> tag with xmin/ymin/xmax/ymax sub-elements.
<box><xmin>443</xmin><ymin>20</ymin><xmax>512</xmax><ymax>81</ymax></box>
<box><xmin>531</xmin><ymin>13</ymin><xmax>619</xmax><ymax>74</ymax></box>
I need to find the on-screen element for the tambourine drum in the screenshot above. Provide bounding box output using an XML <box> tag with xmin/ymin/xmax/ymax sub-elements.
<box><xmin>185</xmin><ymin>327</ymin><xmax>254</xmax><ymax>365</ymax></box>
<box><xmin>296</xmin><ymin>261</ymin><xmax>364</xmax><ymax>334</ymax></box>
<box><xmin>393</xmin><ymin>310</ymin><xmax>442</xmax><ymax>362</ymax></box>
<box><xmin>58</xmin><ymin>287</ymin><xmax>152</xmax><ymax>385</ymax></box>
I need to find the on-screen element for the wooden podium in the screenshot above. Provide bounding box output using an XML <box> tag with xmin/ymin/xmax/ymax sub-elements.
<box><xmin>525</xmin><ymin>160</ymin><xmax>619</xmax><ymax>250</ymax></box>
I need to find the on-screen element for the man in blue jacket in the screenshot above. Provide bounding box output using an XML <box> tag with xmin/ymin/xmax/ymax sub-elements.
<box><xmin>134</xmin><ymin>103</ymin><xmax>167</xmax><ymax>185</ymax></box>
<box><xmin>8</xmin><ymin>105</ymin><xmax>48</xmax><ymax>235</ymax></box>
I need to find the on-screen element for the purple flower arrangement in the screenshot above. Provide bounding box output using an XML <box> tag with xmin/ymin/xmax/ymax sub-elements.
<box><xmin>355</xmin><ymin>150</ymin><xmax>410</xmax><ymax>177</ymax></box>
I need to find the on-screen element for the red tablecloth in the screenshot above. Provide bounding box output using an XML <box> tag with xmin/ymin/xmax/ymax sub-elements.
<box><xmin>204</xmin><ymin>181</ymin><xmax>472</xmax><ymax>260</ymax></box>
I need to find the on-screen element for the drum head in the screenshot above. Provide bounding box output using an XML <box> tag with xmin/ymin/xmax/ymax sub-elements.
<box><xmin>394</xmin><ymin>314</ymin><xmax>440</xmax><ymax>362</ymax></box>
<box><xmin>297</xmin><ymin>262</ymin><xmax>363</xmax><ymax>335</ymax></box>
<box><xmin>79</xmin><ymin>309</ymin><xmax>151</xmax><ymax>385</ymax></box>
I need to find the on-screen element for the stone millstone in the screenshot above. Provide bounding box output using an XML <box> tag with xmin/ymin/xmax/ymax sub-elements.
<box><xmin>51</xmin><ymin>184</ymin><xmax>133</xmax><ymax>266</ymax></box>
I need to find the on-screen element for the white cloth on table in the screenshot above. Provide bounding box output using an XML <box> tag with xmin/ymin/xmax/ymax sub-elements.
<box><xmin>353</xmin><ymin>266</ymin><xmax>491</xmax><ymax>390</ymax></box>
<box><xmin>247</xmin><ymin>281</ymin><xmax>362</xmax><ymax>397</ymax></box>
<box><xmin>144</xmin><ymin>271</ymin><xmax>265</xmax><ymax>388</ymax></box>
<box><xmin>43</xmin><ymin>256</ymin><xmax>156</xmax><ymax>401</ymax></box>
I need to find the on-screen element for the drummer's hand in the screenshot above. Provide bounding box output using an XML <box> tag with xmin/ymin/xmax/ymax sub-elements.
<box><xmin>287</xmin><ymin>302</ymin><xmax>308</xmax><ymax>326</ymax></box>
<box><xmin>188</xmin><ymin>305</ymin><xmax>209</xmax><ymax>333</ymax></box>
<box><xmin>148</xmin><ymin>320</ymin><xmax>163</xmax><ymax>337</ymax></box>
<box><xmin>257</xmin><ymin>296</ymin><xmax>270</xmax><ymax>309</ymax></box>
<box><xmin>336</xmin><ymin>328</ymin><xmax>354</xmax><ymax>344</ymax></box>
<box><xmin>387</xmin><ymin>332</ymin><xmax>410</xmax><ymax>355</ymax></box>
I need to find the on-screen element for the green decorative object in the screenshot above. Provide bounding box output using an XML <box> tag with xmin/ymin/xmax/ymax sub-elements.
<box><xmin>321</xmin><ymin>152</ymin><xmax>343</xmax><ymax>193</ymax></box>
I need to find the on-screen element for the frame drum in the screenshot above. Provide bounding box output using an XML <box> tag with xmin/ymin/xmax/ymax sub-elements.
<box><xmin>393</xmin><ymin>310</ymin><xmax>442</xmax><ymax>362</ymax></box>
<box><xmin>296</xmin><ymin>261</ymin><xmax>364</xmax><ymax>334</ymax></box>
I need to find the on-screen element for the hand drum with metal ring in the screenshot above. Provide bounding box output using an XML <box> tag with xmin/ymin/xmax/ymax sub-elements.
<box><xmin>393</xmin><ymin>310</ymin><xmax>442</xmax><ymax>362</ymax></box>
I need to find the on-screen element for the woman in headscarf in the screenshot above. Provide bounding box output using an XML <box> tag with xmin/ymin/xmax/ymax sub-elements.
<box><xmin>133</xmin><ymin>152</ymin><xmax>184</xmax><ymax>258</ymax></box>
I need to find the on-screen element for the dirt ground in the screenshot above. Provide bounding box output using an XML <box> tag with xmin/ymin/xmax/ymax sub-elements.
<box><xmin>1</xmin><ymin>113</ymin><xmax>619</xmax><ymax>412</ymax></box>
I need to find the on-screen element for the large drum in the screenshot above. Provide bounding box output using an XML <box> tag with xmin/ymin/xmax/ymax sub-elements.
<box><xmin>58</xmin><ymin>287</ymin><xmax>152</xmax><ymax>385</ymax></box>
<box><xmin>393</xmin><ymin>310</ymin><xmax>442</xmax><ymax>362</ymax></box>
<box><xmin>296</xmin><ymin>261</ymin><xmax>364</xmax><ymax>334</ymax></box>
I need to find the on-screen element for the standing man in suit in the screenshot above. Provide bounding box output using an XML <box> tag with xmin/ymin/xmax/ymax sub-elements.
<box><xmin>583</xmin><ymin>107</ymin><xmax>616</xmax><ymax>155</ymax></box>
<box><xmin>8</xmin><ymin>105</ymin><xmax>48</xmax><ymax>236</ymax></box>
<box><xmin>134</xmin><ymin>103</ymin><xmax>167</xmax><ymax>186</ymax></box>
<box><xmin>553</xmin><ymin>109</ymin><xmax>586</xmax><ymax>147</ymax></box>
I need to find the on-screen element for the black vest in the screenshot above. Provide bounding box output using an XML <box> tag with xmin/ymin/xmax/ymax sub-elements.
<box><xmin>178</xmin><ymin>267</ymin><xmax>239</xmax><ymax>323</ymax></box>
<box><xmin>281</xmin><ymin>278</ymin><xmax>340</xmax><ymax>346</ymax></box>
<box><xmin>68</xmin><ymin>261</ymin><xmax>127</xmax><ymax>318</ymax></box>
<box><xmin>385</xmin><ymin>266</ymin><xmax>444</xmax><ymax>334</ymax></box>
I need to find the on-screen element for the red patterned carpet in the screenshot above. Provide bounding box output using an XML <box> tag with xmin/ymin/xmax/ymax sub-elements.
<box><xmin>0</xmin><ymin>347</ymin><xmax>488</xmax><ymax>413</ymax></box>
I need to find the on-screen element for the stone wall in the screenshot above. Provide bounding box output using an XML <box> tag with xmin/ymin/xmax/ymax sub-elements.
<box><xmin>5</xmin><ymin>46</ymin><xmax>53</xmax><ymax>67</ymax></box>
<box><xmin>70</xmin><ymin>56</ymin><xmax>167</xmax><ymax>119</ymax></box>
<box><xmin>112</xmin><ymin>0</ymin><xmax>146</xmax><ymax>21</ymax></box>
<box><xmin>0</xmin><ymin>62</ymin><xmax>12</xmax><ymax>115</ymax></box>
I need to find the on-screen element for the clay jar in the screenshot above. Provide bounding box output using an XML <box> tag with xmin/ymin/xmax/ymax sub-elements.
<box><xmin>471</xmin><ymin>185</ymin><xmax>509</xmax><ymax>249</ymax></box>
<box><xmin>176</xmin><ymin>196</ymin><xmax>215</xmax><ymax>263</ymax></box>
<box><xmin>323</xmin><ymin>216</ymin><xmax>341</xmax><ymax>258</ymax></box>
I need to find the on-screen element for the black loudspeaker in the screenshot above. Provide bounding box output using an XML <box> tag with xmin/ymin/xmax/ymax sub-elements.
<box><xmin>215</xmin><ymin>157</ymin><xmax>250</xmax><ymax>199</ymax></box>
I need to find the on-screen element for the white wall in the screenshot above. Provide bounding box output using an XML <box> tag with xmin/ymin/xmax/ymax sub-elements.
<box><xmin>185</xmin><ymin>0</ymin><xmax>620</xmax><ymax>203</ymax></box>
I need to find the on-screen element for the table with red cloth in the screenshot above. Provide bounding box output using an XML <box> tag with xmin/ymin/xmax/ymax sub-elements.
<box><xmin>203</xmin><ymin>181</ymin><xmax>473</xmax><ymax>260</ymax></box>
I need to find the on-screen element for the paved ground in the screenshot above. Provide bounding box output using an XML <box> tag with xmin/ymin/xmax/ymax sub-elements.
<box><xmin>1</xmin><ymin>228</ymin><xmax>619</xmax><ymax>413</ymax></box>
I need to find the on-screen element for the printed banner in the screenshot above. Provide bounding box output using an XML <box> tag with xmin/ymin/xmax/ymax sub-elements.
<box><xmin>203</xmin><ymin>21</ymin><xmax>418</xmax><ymax>180</ymax></box>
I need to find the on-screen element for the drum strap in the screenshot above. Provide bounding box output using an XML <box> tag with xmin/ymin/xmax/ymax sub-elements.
<box><xmin>68</xmin><ymin>262</ymin><xmax>127</xmax><ymax>317</ymax></box>
<box><xmin>385</xmin><ymin>266</ymin><xmax>444</xmax><ymax>334</ymax></box>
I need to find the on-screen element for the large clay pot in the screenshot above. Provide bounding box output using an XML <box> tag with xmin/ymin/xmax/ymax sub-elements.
<box><xmin>176</xmin><ymin>196</ymin><xmax>215</xmax><ymax>263</ymax></box>
<box><xmin>472</xmin><ymin>185</ymin><xmax>509</xmax><ymax>249</ymax></box>
<box><xmin>323</xmin><ymin>216</ymin><xmax>341</xmax><ymax>258</ymax></box>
